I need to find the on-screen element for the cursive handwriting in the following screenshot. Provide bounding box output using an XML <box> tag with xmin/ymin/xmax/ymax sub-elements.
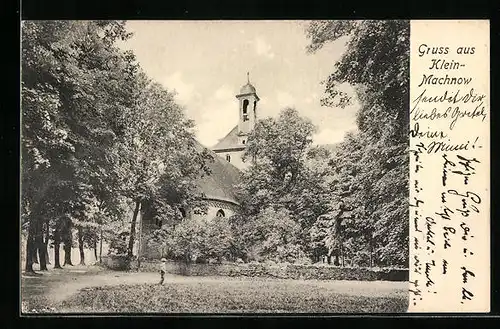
<box><xmin>411</xmin><ymin>88</ymin><xmax>486</xmax><ymax>112</ymax></box>
<box><xmin>410</xmin><ymin>29</ymin><xmax>488</xmax><ymax>311</ymax></box>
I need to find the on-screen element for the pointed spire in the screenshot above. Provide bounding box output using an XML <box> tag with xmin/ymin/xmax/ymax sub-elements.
<box><xmin>247</xmin><ymin>72</ymin><xmax>250</xmax><ymax>84</ymax></box>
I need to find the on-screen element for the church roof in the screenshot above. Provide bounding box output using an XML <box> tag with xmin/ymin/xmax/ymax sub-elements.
<box><xmin>193</xmin><ymin>140</ymin><xmax>242</xmax><ymax>205</ymax></box>
<box><xmin>212</xmin><ymin>125</ymin><xmax>244</xmax><ymax>152</ymax></box>
<box><xmin>239</xmin><ymin>82</ymin><xmax>256</xmax><ymax>95</ymax></box>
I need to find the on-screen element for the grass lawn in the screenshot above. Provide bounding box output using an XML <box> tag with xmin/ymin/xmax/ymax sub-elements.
<box><xmin>60</xmin><ymin>279</ymin><xmax>408</xmax><ymax>313</ymax></box>
<box><xmin>21</xmin><ymin>267</ymin><xmax>408</xmax><ymax>313</ymax></box>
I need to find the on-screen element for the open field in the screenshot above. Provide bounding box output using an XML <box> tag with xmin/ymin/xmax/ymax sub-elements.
<box><xmin>21</xmin><ymin>265</ymin><xmax>408</xmax><ymax>313</ymax></box>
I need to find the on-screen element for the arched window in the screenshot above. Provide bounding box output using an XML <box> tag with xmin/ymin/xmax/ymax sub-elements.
<box><xmin>242</xmin><ymin>99</ymin><xmax>249</xmax><ymax>121</ymax></box>
<box><xmin>216</xmin><ymin>209</ymin><xmax>225</xmax><ymax>218</ymax></box>
<box><xmin>242</xmin><ymin>139</ymin><xmax>246</xmax><ymax>144</ymax></box>
<box><xmin>226</xmin><ymin>154</ymin><xmax>231</xmax><ymax>162</ymax></box>
<box><xmin>242</xmin><ymin>99</ymin><xmax>249</xmax><ymax>113</ymax></box>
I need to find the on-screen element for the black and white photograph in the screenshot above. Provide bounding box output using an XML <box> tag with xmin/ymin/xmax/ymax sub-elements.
<box><xmin>20</xmin><ymin>20</ymin><xmax>409</xmax><ymax>314</ymax></box>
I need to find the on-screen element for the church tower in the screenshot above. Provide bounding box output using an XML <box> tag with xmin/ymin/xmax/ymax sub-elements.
<box><xmin>212</xmin><ymin>73</ymin><xmax>259</xmax><ymax>170</ymax></box>
<box><xmin>236</xmin><ymin>72</ymin><xmax>259</xmax><ymax>143</ymax></box>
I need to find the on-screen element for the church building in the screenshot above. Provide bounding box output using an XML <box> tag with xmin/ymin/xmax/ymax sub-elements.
<box><xmin>212</xmin><ymin>73</ymin><xmax>259</xmax><ymax>170</ymax></box>
<box><xmin>138</xmin><ymin>75</ymin><xmax>259</xmax><ymax>259</ymax></box>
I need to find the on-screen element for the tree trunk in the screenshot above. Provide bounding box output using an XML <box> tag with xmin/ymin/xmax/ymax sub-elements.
<box><xmin>44</xmin><ymin>247</ymin><xmax>50</xmax><ymax>265</ymax></box>
<box><xmin>37</xmin><ymin>241</ymin><xmax>48</xmax><ymax>270</ymax></box>
<box><xmin>53</xmin><ymin>227</ymin><xmax>62</xmax><ymax>269</ymax></box>
<box><xmin>54</xmin><ymin>242</ymin><xmax>62</xmax><ymax>269</ymax></box>
<box><xmin>25</xmin><ymin>224</ymin><xmax>36</xmax><ymax>273</ymax></box>
<box><xmin>63</xmin><ymin>225</ymin><xmax>73</xmax><ymax>266</ymax></box>
<box><xmin>94</xmin><ymin>240</ymin><xmax>98</xmax><ymax>262</ymax></box>
<box><xmin>137</xmin><ymin>209</ymin><xmax>143</xmax><ymax>271</ymax></box>
<box><xmin>63</xmin><ymin>242</ymin><xmax>73</xmax><ymax>266</ymax></box>
<box><xmin>99</xmin><ymin>227</ymin><xmax>103</xmax><ymax>263</ymax></box>
<box><xmin>32</xmin><ymin>248</ymin><xmax>39</xmax><ymax>264</ymax></box>
<box><xmin>44</xmin><ymin>221</ymin><xmax>51</xmax><ymax>265</ymax></box>
<box><xmin>78</xmin><ymin>227</ymin><xmax>85</xmax><ymax>265</ymax></box>
<box><xmin>369</xmin><ymin>238</ymin><xmax>373</xmax><ymax>268</ymax></box>
<box><xmin>340</xmin><ymin>245</ymin><xmax>344</xmax><ymax>267</ymax></box>
<box><xmin>127</xmin><ymin>200</ymin><xmax>141</xmax><ymax>258</ymax></box>
<box><xmin>36</xmin><ymin>220</ymin><xmax>48</xmax><ymax>271</ymax></box>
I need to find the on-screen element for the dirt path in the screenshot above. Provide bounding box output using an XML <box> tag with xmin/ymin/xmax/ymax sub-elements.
<box><xmin>22</xmin><ymin>265</ymin><xmax>159</xmax><ymax>304</ymax></box>
<box><xmin>49</xmin><ymin>271</ymin><xmax>160</xmax><ymax>303</ymax></box>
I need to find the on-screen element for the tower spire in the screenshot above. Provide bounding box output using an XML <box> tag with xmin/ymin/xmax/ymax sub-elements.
<box><xmin>247</xmin><ymin>71</ymin><xmax>250</xmax><ymax>84</ymax></box>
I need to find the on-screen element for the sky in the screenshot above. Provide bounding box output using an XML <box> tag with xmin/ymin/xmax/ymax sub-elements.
<box><xmin>119</xmin><ymin>21</ymin><xmax>359</xmax><ymax>148</ymax></box>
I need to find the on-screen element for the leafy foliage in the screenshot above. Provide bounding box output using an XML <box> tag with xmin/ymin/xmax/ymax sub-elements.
<box><xmin>235</xmin><ymin>108</ymin><xmax>329</xmax><ymax>263</ymax></box>
<box><xmin>163</xmin><ymin>217</ymin><xmax>235</xmax><ymax>263</ymax></box>
<box><xmin>306</xmin><ymin>20</ymin><xmax>409</xmax><ymax>267</ymax></box>
<box><xmin>21</xmin><ymin>20</ymin><xmax>211</xmax><ymax>271</ymax></box>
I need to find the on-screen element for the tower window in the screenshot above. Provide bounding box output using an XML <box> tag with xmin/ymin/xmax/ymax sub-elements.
<box><xmin>216</xmin><ymin>209</ymin><xmax>225</xmax><ymax>217</ymax></box>
<box><xmin>242</xmin><ymin>139</ymin><xmax>246</xmax><ymax>144</ymax></box>
<box><xmin>226</xmin><ymin>154</ymin><xmax>231</xmax><ymax>162</ymax></box>
<box><xmin>243</xmin><ymin>99</ymin><xmax>249</xmax><ymax>114</ymax></box>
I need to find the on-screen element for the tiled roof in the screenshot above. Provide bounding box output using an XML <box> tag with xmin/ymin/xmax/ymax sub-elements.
<box><xmin>212</xmin><ymin>125</ymin><xmax>243</xmax><ymax>151</ymax></box>
<box><xmin>193</xmin><ymin>140</ymin><xmax>242</xmax><ymax>205</ymax></box>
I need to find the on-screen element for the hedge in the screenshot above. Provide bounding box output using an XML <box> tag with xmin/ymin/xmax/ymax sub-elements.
<box><xmin>101</xmin><ymin>255</ymin><xmax>132</xmax><ymax>271</ymax></box>
<box><xmin>102</xmin><ymin>257</ymin><xmax>408</xmax><ymax>282</ymax></box>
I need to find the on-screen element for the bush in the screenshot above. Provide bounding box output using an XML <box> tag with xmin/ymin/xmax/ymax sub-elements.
<box><xmin>204</xmin><ymin>217</ymin><xmax>235</xmax><ymax>261</ymax></box>
<box><xmin>165</xmin><ymin>217</ymin><xmax>236</xmax><ymax>263</ymax></box>
<box><xmin>351</xmin><ymin>251</ymin><xmax>371</xmax><ymax>267</ymax></box>
<box><xmin>249</xmin><ymin>207</ymin><xmax>306</xmax><ymax>263</ymax></box>
<box><xmin>294</xmin><ymin>256</ymin><xmax>313</xmax><ymax>265</ymax></box>
<box><xmin>102</xmin><ymin>255</ymin><xmax>131</xmax><ymax>271</ymax></box>
<box><xmin>136</xmin><ymin>259</ymin><xmax>408</xmax><ymax>281</ymax></box>
<box><xmin>108</xmin><ymin>233</ymin><xmax>128</xmax><ymax>256</ymax></box>
<box><xmin>143</xmin><ymin>229</ymin><xmax>169</xmax><ymax>260</ymax></box>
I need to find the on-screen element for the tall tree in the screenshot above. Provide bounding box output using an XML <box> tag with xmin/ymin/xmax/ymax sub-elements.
<box><xmin>235</xmin><ymin>108</ymin><xmax>329</xmax><ymax>262</ymax></box>
<box><xmin>306</xmin><ymin>20</ymin><xmax>409</xmax><ymax>144</ymax></box>
<box><xmin>21</xmin><ymin>20</ymin><xmax>138</xmax><ymax>272</ymax></box>
<box><xmin>306</xmin><ymin>20</ymin><xmax>409</xmax><ymax>267</ymax></box>
<box><xmin>110</xmin><ymin>73</ymin><xmax>211</xmax><ymax>259</ymax></box>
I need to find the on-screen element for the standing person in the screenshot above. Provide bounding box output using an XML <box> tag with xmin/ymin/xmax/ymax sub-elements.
<box><xmin>159</xmin><ymin>258</ymin><xmax>166</xmax><ymax>285</ymax></box>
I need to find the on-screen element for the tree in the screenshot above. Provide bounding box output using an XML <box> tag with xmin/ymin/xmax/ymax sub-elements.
<box><xmin>109</xmin><ymin>73</ymin><xmax>211</xmax><ymax>259</ymax></box>
<box><xmin>234</xmin><ymin>108</ymin><xmax>329</xmax><ymax>262</ymax></box>
<box><xmin>204</xmin><ymin>217</ymin><xmax>235</xmax><ymax>263</ymax></box>
<box><xmin>254</xmin><ymin>207</ymin><xmax>304</xmax><ymax>263</ymax></box>
<box><xmin>163</xmin><ymin>216</ymin><xmax>236</xmax><ymax>264</ymax></box>
<box><xmin>306</xmin><ymin>20</ymin><xmax>409</xmax><ymax>267</ymax></box>
<box><xmin>238</xmin><ymin>108</ymin><xmax>317</xmax><ymax>216</ymax></box>
<box><xmin>164</xmin><ymin>218</ymin><xmax>207</xmax><ymax>263</ymax></box>
<box><xmin>306</xmin><ymin>20</ymin><xmax>409</xmax><ymax>144</ymax></box>
<box><xmin>21</xmin><ymin>20</ymin><xmax>138</xmax><ymax>272</ymax></box>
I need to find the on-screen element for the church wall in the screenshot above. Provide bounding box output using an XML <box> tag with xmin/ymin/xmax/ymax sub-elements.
<box><xmin>189</xmin><ymin>200</ymin><xmax>238</xmax><ymax>221</ymax></box>
<box><xmin>139</xmin><ymin>199</ymin><xmax>240</xmax><ymax>260</ymax></box>
<box><xmin>215</xmin><ymin>150</ymin><xmax>249</xmax><ymax>170</ymax></box>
